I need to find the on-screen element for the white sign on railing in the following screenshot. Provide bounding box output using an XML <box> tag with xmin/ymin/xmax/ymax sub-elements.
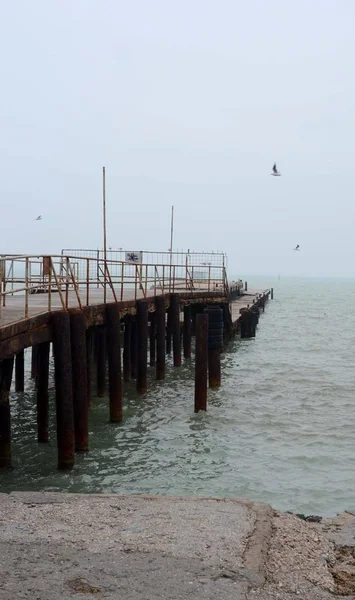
<box><xmin>125</xmin><ymin>251</ymin><xmax>143</xmax><ymax>264</ymax></box>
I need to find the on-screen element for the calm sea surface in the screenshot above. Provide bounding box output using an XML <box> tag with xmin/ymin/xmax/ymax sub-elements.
<box><xmin>2</xmin><ymin>276</ymin><xmax>355</xmax><ymax>516</ymax></box>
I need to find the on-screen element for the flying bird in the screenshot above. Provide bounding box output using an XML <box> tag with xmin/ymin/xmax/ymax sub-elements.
<box><xmin>294</xmin><ymin>244</ymin><xmax>300</xmax><ymax>251</ymax></box>
<box><xmin>271</xmin><ymin>163</ymin><xmax>281</xmax><ymax>176</ymax></box>
<box><xmin>34</xmin><ymin>215</ymin><xmax>42</xmax><ymax>221</ymax></box>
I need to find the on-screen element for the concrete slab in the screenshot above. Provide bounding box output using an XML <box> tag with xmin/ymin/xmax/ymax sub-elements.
<box><xmin>0</xmin><ymin>493</ymin><xmax>269</xmax><ymax>600</ymax></box>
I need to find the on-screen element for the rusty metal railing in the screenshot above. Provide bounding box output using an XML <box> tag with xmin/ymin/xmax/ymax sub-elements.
<box><xmin>0</xmin><ymin>254</ymin><xmax>230</xmax><ymax>325</ymax></box>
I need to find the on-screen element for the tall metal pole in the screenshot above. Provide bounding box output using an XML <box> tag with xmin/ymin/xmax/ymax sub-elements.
<box><xmin>103</xmin><ymin>166</ymin><xmax>107</xmax><ymax>303</ymax></box>
<box><xmin>169</xmin><ymin>205</ymin><xmax>174</xmax><ymax>292</ymax></box>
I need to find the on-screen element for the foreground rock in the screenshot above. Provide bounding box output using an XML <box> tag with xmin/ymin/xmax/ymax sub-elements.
<box><xmin>0</xmin><ymin>492</ymin><xmax>352</xmax><ymax>599</ymax></box>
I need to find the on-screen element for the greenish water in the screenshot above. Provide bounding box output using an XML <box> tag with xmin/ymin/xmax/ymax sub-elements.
<box><xmin>2</xmin><ymin>276</ymin><xmax>355</xmax><ymax>516</ymax></box>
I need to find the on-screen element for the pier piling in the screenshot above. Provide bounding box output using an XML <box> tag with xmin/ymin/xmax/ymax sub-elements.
<box><xmin>96</xmin><ymin>326</ymin><xmax>106</xmax><ymax>397</ymax></box>
<box><xmin>37</xmin><ymin>341</ymin><xmax>50</xmax><ymax>443</ymax></box>
<box><xmin>137</xmin><ymin>301</ymin><xmax>148</xmax><ymax>394</ymax></box>
<box><xmin>205</xmin><ymin>307</ymin><xmax>223</xmax><ymax>389</ymax></box>
<box><xmin>130</xmin><ymin>319</ymin><xmax>138</xmax><ymax>379</ymax></box>
<box><xmin>123</xmin><ymin>315</ymin><xmax>132</xmax><ymax>382</ymax></box>
<box><xmin>171</xmin><ymin>294</ymin><xmax>181</xmax><ymax>367</ymax></box>
<box><xmin>106</xmin><ymin>304</ymin><xmax>123</xmax><ymax>422</ymax></box>
<box><xmin>0</xmin><ymin>356</ymin><xmax>14</xmax><ymax>468</ymax></box>
<box><xmin>52</xmin><ymin>311</ymin><xmax>75</xmax><ymax>470</ymax></box>
<box><xmin>183</xmin><ymin>305</ymin><xmax>192</xmax><ymax>359</ymax></box>
<box><xmin>15</xmin><ymin>350</ymin><xmax>24</xmax><ymax>392</ymax></box>
<box><xmin>156</xmin><ymin>297</ymin><xmax>166</xmax><ymax>380</ymax></box>
<box><xmin>194</xmin><ymin>314</ymin><xmax>208</xmax><ymax>412</ymax></box>
<box><xmin>86</xmin><ymin>328</ymin><xmax>93</xmax><ymax>406</ymax></box>
<box><xmin>271</xmin><ymin>287</ymin><xmax>274</xmax><ymax>300</ymax></box>
<box><xmin>149</xmin><ymin>312</ymin><xmax>156</xmax><ymax>367</ymax></box>
<box><xmin>31</xmin><ymin>345</ymin><xmax>38</xmax><ymax>380</ymax></box>
<box><xmin>70</xmin><ymin>310</ymin><xmax>89</xmax><ymax>451</ymax></box>
<box><xmin>166</xmin><ymin>305</ymin><xmax>172</xmax><ymax>354</ymax></box>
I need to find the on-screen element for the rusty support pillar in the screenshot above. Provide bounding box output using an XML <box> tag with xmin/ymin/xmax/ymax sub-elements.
<box><xmin>130</xmin><ymin>319</ymin><xmax>138</xmax><ymax>379</ymax></box>
<box><xmin>37</xmin><ymin>341</ymin><xmax>50</xmax><ymax>443</ymax></box>
<box><xmin>156</xmin><ymin>297</ymin><xmax>166</xmax><ymax>380</ymax></box>
<box><xmin>208</xmin><ymin>349</ymin><xmax>221</xmax><ymax>389</ymax></box>
<box><xmin>123</xmin><ymin>315</ymin><xmax>131</xmax><ymax>382</ymax></box>
<box><xmin>0</xmin><ymin>357</ymin><xmax>14</xmax><ymax>468</ymax></box>
<box><xmin>271</xmin><ymin>287</ymin><xmax>274</xmax><ymax>300</ymax></box>
<box><xmin>149</xmin><ymin>312</ymin><xmax>156</xmax><ymax>367</ymax></box>
<box><xmin>137</xmin><ymin>301</ymin><xmax>148</xmax><ymax>394</ymax></box>
<box><xmin>31</xmin><ymin>345</ymin><xmax>38</xmax><ymax>380</ymax></box>
<box><xmin>52</xmin><ymin>311</ymin><xmax>74</xmax><ymax>470</ymax></box>
<box><xmin>191</xmin><ymin>306</ymin><xmax>197</xmax><ymax>337</ymax></box>
<box><xmin>96</xmin><ymin>326</ymin><xmax>106</xmax><ymax>397</ymax></box>
<box><xmin>183</xmin><ymin>305</ymin><xmax>192</xmax><ymax>359</ymax></box>
<box><xmin>245</xmin><ymin>281</ymin><xmax>248</xmax><ymax>291</ymax></box>
<box><xmin>15</xmin><ymin>350</ymin><xmax>24</xmax><ymax>392</ymax></box>
<box><xmin>194</xmin><ymin>314</ymin><xmax>208</xmax><ymax>413</ymax></box>
<box><xmin>171</xmin><ymin>294</ymin><xmax>181</xmax><ymax>367</ymax></box>
<box><xmin>70</xmin><ymin>310</ymin><xmax>88</xmax><ymax>451</ymax></box>
<box><xmin>166</xmin><ymin>305</ymin><xmax>172</xmax><ymax>354</ymax></box>
<box><xmin>106</xmin><ymin>304</ymin><xmax>123</xmax><ymax>422</ymax></box>
<box><xmin>86</xmin><ymin>328</ymin><xmax>93</xmax><ymax>406</ymax></box>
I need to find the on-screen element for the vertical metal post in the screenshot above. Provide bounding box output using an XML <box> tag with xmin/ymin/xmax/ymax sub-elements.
<box><xmin>149</xmin><ymin>311</ymin><xmax>156</xmax><ymax>367</ymax></box>
<box><xmin>103</xmin><ymin>166</ymin><xmax>107</xmax><ymax>304</ymax></box>
<box><xmin>96</xmin><ymin>326</ymin><xmax>106</xmax><ymax>397</ymax></box>
<box><xmin>194</xmin><ymin>314</ymin><xmax>208</xmax><ymax>413</ymax></box>
<box><xmin>183</xmin><ymin>305</ymin><xmax>192</xmax><ymax>359</ymax></box>
<box><xmin>106</xmin><ymin>304</ymin><xmax>123</xmax><ymax>422</ymax></box>
<box><xmin>15</xmin><ymin>351</ymin><xmax>25</xmax><ymax>392</ymax></box>
<box><xmin>171</xmin><ymin>294</ymin><xmax>181</xmax><ymax>367</ymax></box>
<box><xmin>136</xmin><ymin>300</ymin><xmax>148</xmax><ymax>393</ymax></box>
<box><xmin>0</xmin><ymin>356</ymin><xmax>14</xmax><ymax>468</ymax></box>
<box><xmin>37</xmin><ymin>341</ymin><xmax>50</xmax><ymax>443</ymax></box>
<box><xmin>70</xmin><ymin>310</ymin><xmax>89</xmax><ymax>451</ymax></box>
<box><xmin>52</xmin><ymin>311</ymin><xmax>75</xmax><ymax>470</ymax></box>
<box><xmin>156</xmin><ymin>296</ymin><xmax>166</xmax><ymax>380</ymax></box>
<box><xmin>123</xmin><ymin>314</ymin><xmax>132</xmax><ymax>382</ymax></box>
<box><xmin>25</xmin><ymin>257</ymin><xmax>29</xmax><ymax>318</ymax></box>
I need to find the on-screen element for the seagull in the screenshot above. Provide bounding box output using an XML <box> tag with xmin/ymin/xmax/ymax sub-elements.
<box><xmin>34</xmin><ymin>215</ymin><xmax>42</xmax><ymax>221</ymax></box>
<box><xmin>294</xmin><ymin>244</ymin><xmax>300</xmax><ymax>251</ymax></box>
<box><xmin>271</xmin><ymin>163</ymin><xmax>281</xmax><ymax>176</ymax></box>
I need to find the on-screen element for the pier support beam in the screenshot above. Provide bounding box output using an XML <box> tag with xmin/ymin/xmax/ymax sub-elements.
<box><xmin>15</xmin><ymin>350</ymin><xmax>24</xmax><ymax>392</ymax></box>
<box><xmin>37</xmin><ymin>341</ymin><xmax>50</xmax><ymax>443</ymax></box>
<box><xmin>52</xmin><ymin>311</ymin><xmax>75</xmax><ymax>470</ymax></box>
<box><xmin>271</xmin><ymin>287</ymin><xmax>274</xmax><ymax>300</ymax></box>
<box><xmin>194</xmin><ymin>314</ymin><xmax>208</xmax><ymax>413</ymax></box>
<box><xmin>31</xmin><ymin>345</ymin><xmax>38</xmax><ymax>380</ymax></box>
<box><xmin>171</xmin><ymin>294</ymin><xmax>181</xmax><ymax>367</ymax></box>
<box><xmin>208</xmin><ymin>349</ymin><xmax>221</xmax><ymax>389</ymax></box>
<box><xmin>96</xmin><ymin>326</ymin><xmax>106</xmax><ymax>397</ymax></box>
<box><xmin>205</xmin><ymin>307</ymin><xmax>223</xmax><ymax>389</ymax></box>
<box><xmin>149</xmin><ymin>312</ymin><xmax>156</xmax><ymax>367</ymax></box>
<box><xmin>123</xmin><ymin>315</ymin><xmax>132</xmax><ymax>382</ymax></box>
<box><xmin>156</xmin><ymin>297</ymin><xmax>166</xmax><ymax>380</ymax></box>
<box><xmin>0</xmin><ymin>357</ymin><xmax>14</xmax><ymax>468</ymax></box>
<box><xmin>166</xmin><ymin>305</ymin><xmax>172</xmax><ymax>354</ymax></box>
<box><xmin>130</xmin><ymin>319</ymin><xmax>138</xmax><ymax>379</ymax></box>
<box><xmin>137</xmin><ymin>301</ymin><xmax>148</xmax><ymax>394</ymax></box>
<box><xmin>183</xmin><ymin>305</ymin><xmax>192</xmax><ymax>359</ymax></box>
<box><xmin>106</xmin><ymin>304</ymin><xmax>123</xmax><ymax>422</ymax></box>
<box><xmin>86</xmin><ymin>328</ymin><xmax>93</xmax><ymax>406</ymax></box>
<box><xmin>70</xmin><ymin>310</ymin><xmax>89</xmax><ymax>451</ymax></box>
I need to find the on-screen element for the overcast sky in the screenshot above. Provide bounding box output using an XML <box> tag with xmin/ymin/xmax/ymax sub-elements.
<box><xmin>0</xmin><ymin>0</ymin><xmax>354</xmax><ymax>277</ymax></box>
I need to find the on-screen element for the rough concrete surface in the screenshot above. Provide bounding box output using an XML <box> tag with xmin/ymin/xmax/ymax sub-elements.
<box><xmin>0</xmin><ymin>492</ymin><xmax>351</xmax><ymax>599</ymax></box>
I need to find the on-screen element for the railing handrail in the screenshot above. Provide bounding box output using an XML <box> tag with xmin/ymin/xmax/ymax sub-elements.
<box><xmin>0</xmin><ymin>253</ymin><xmax>231</xmax><ymax>325</ymax></box>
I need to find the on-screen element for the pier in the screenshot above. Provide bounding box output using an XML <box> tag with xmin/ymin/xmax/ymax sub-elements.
<box><xmin>0</xmin><ymin>250</ymin><xmax>271</xmax><ymax>470</ymax></box>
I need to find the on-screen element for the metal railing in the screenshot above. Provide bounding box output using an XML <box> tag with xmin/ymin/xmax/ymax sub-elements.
<box><xmin>0</xmin><ymin>253</ymin><xmax>230</xmax><ymax>324</ymax></box>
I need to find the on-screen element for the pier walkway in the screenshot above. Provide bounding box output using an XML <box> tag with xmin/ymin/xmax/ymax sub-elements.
<box><xmin>0</xmin><ymin>250</ymin><xmax>271</xmax><ymax>473</ymax></box>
